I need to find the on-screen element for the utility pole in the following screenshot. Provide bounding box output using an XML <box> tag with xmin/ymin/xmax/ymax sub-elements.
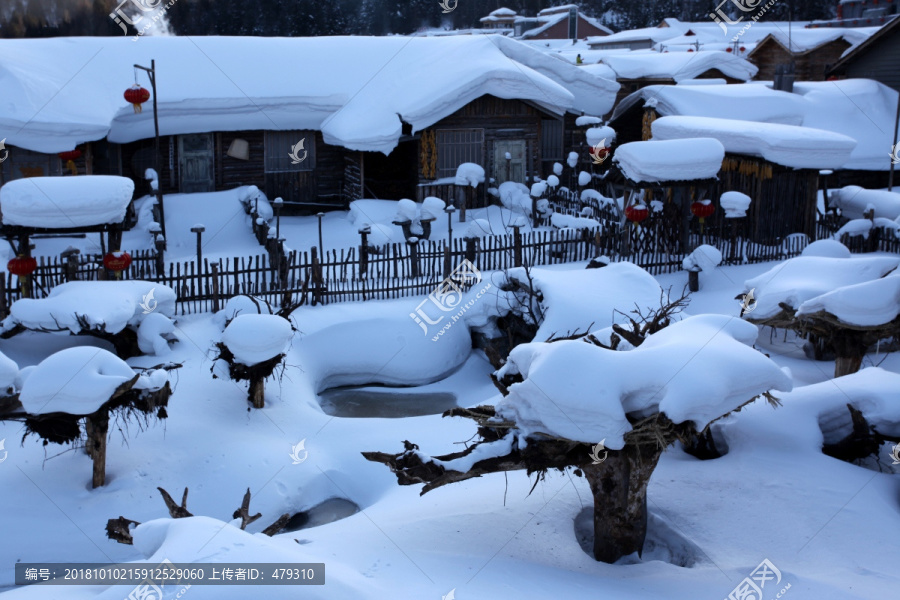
<box><xmin>134</xmin><ymin>60</ymin><xmax>166</xmax><ymax>241</ymax></box>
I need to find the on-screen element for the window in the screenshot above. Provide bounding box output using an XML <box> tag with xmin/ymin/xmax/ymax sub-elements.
<box><xmin>265</xmin><ymin>131</ymin><xmax>315</xmax><ymax>172</ymax></box>
<box><xmin>436</xmin><ymin>129</ymin><xmax>484</xmax><ymax>179</ymax></box>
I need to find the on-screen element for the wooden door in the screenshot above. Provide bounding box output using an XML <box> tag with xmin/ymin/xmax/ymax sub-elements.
<box><xmin>178</xmin><ymin>133</ymin><xmax>214</xmax><ymax>193</ymax></box>
<box><xmin>493</xmin><ymin>140</ymin><xmax>526</xmax><ymax>185</ymax></box>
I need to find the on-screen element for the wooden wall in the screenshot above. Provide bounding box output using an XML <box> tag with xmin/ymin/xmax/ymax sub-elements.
<box><xmin>525</xmin><ymin>15</ymin><xmax>610</xmax><ymax>40</ymax></box>
<box><xmin>833</xmin><ymin>23</ymin><xmax>900</xmax><ymax>91</ymax></box>
<box><xmin>750</xmin><ymin>38</ymin><xmax>852</xmax><ymax>82</ymax></box>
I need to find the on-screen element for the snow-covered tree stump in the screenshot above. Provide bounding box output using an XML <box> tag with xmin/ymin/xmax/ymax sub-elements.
<box><xmin>213</xmin><ymin>314</ymin><xmax>294</xmax><ymax>408</ymax></box>
<box><xmin>366</xmin><ymin>314</ymin><xmax>790</xmax><ymax>563</ymax></box>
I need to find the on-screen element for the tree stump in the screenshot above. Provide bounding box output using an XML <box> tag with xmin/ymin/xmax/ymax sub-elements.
<box><xmin>249</xmin><ymin>378</ymin><xmax>265</xmax><ymax>409</ymax></box>
<box><xmin>88</xmin><ymin>412</ymin><xmax>109</xmax><ymax>488</ymax></box>
<box><xmin>582</xmin><ymin>443</ymin><xmax>663</xmax><ymax>563</ymax></box>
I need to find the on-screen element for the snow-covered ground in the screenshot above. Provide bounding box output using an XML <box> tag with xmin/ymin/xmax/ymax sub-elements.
<box><xmin>1</xmin><ymin>256</ymin><xmax>898</xmax><ymax>599</ymax></box>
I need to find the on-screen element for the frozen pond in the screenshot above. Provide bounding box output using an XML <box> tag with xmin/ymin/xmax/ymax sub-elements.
<box><xmin>317</xmin><ymin>387</ymin><xmax>459</xmax><ymax>418</ymax></box>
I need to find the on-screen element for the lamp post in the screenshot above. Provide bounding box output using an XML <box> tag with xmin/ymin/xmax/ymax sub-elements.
<box><xmin>444</xmin><ymin>204</ymin><xmax>457</xmax><ymax>245</ymax></box>
<box><xmin>134</xmin><ymin>60</ymin><xmax>165</xmax><ymax>240</ymax></box>
<box><xmin>273</xmin><ymin>197</ymin><xmax>283</xmax><ymax>241</ymax></box>
<box><xmin>317</xmin><ymin>212</ymin><xmax>325</xmax><ymax>255</ymax></box>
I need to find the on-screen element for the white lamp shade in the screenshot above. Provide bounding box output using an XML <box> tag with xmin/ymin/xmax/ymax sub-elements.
<box><xmin>227</xmin><ymin>138</ymin><xmax>250</xmax><ymax>160</ymax></box>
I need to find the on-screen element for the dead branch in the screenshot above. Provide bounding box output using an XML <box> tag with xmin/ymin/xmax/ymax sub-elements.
<box><xmin>261</xmin><ymin>513</ymin><xmax>291</xmax><ymax>536</ymax></box>
<box><xmin>232</xmin><ymin>488</ymin><xmax>262</xmax><ymax>530</ymax></box>
<box><xmin>158</xmin><ymin>486</ymin><xmax>193</xmax><ymax>518</ymax></box>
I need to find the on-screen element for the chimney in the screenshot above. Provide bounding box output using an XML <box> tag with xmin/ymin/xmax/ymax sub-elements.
<box><xmin>568</xmin><ymin>7</ymin><xmax>578</xmax><ymax>39</ymax></box>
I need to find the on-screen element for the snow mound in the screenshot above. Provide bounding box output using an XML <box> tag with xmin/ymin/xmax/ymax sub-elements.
<box><xmin>455</xmin><ymin>163</ymin><xmax>485</xmax><ymax>188</ymax></box>
<box><xmin>495</xmin><ymin>314</ymin><xmax>791</xmax><ymax>446</ymax></box>
<box><xmin>796</xmin><ymin>272</ymin><xmax>900</xmax><ymax>327</ymax></box>
<box><xmin>221</xmin><ymin>314</ymin><xmax>293</xmax><ymax>366</ymax></box>
<box><xmin>575</xmin><ymin>116</ymin><xmax>602</xmax><ymax>127</ymax></box>
<box><xmin>743</xmin><ymin>255</ymin><xmax>900</xmax><ymax>320</ymax></box>
<box><xmin>6</xmin><ymin>281</ymin><xmax>176</xmax><ymax>335</ymax></box>
<box><xmin>138</xmin><ymin>313</ymin><xmax>176</xmax><ymax>356</ymax></box>
<box><xmin>0</xmin><ymin>350</ymin><xmax>18</xmax><ymax>393</ymax></box>
<box><xmin>831</xmin><ymin>186</ymin><xmax>900</xmax><ymax>220</ymax></box>
<box><xmin>499</xmin><ymin>181</ymin><xmax>533</xmax><ymax>214</ymax></box>
<box><xmin>394</xmin><ymin>199</ymin><xmax>417</xmax><ymax>223</ymax></box>
<box><xmin>19</xmin><ymin>347</ymin><xmax>137</xmax><ymax>416</ymax></box>
<box><xmin>420</xmin><ymin>196</ymin><xmax>445</xmax><ymax>221</ymax></box>
<box><xmin>550</xmin><ymin>213</ymin><xmax>602</xmax><ymax>231</ymax></box>
<box><xmin>801</xmin><ymin>239</ymin><xmax>851</xmax><ymax>259</ymax></box>
<box><xmin>586</xmin><ymin>125</ymin><xmax>616</xmax><ymax>147</ymax></box>
<box><xmin>720</xmin><ymin>191</ymin><xmax>752</xmax><ymax>218</ymax></box>
<box><xmin>682</xmin><ymin>244</ymin><xmax>722</xmax><ymax>272</ymax></box>
<box><xmin>506</xmin><ymin>262</ymin><xmax>664</xmax><ymax>341</ymax></box>
<box><xmin>214</xmin><ymin>295</ymin><xmax>274</xmax><ymax>329</ymax></box>
<box><xmin>465</xmin><ymin>219</ymin><xmax>492</xmax><ymax>238</ymax></box>
<box><xmin>578</xmin><ymin>171</ymin><xmax>592</xmax><ymax>187</ymax></box>
<box><xmin>0</xmin><ymin>176</ymin><xmax>134</xmax><ymax>229</ymax></box>
<box><xmin>613</xmin><ymin>139</ymin><xmax>724</xmax><ymax>183</ymax></box>
<box><xmin>567</xmin><ymin>151</ymin><xmax>579</xmax><ymax>168</ymax></box>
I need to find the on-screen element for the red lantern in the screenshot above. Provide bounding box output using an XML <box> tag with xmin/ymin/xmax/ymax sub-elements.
<box><xmin>625</xmin><ymin>204</ymin><xmax>649</xmax><ymax>224</ymax></box>
<box><xmin>58</xmin><ymin>149</ymin><xmax>82</xmax><ymax>162</ymax></box>
<box><xmin>7</xmin><ymin>255</ymin><xmax>37</xmax><ymax>277</ymax></box>
<box><xmin>124</xmin><ymin>85</ymin><xmax>151</xmax><ymax>114</ymax></box>
<box><xmin>687</xmin><ymin>48</ymin><xmax>694</xmax><ymax>52</ymax></box>
<box><xmin>691</xmin><ymin>200</ymin><xmax>716</xmax><ymax>219</ymax></box>
<box><xmin>739</xmin><ymin>46</ymin><xmax>746</xmax><ymax>53</ymax></box>
<box><xmin>103</xmin><ymin>251</ymin><xmax>132</xmax><ymax>272</ymax></box>
<box><xmin>726</xmin><ymin>47</ymin><xmax>733</xmax><ymax>53</ymax></box>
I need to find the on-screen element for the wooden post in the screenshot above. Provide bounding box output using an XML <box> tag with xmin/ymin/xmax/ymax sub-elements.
<box><xmin>457</xmin><ymin>186</ymin><xmax>467</xmax><ymax>223</ymax></box>
<box><xmin>211</xmin><ymin>263</ymin><xmax>221</xmax><ymax>312</ymax></box>
<box><xmin>360</xmin><ymin>232</ymin><xmax>369</xmax><ymax>276</ymax></box>
<box><xmin>408</xmin><ymin>238</ymin><xmax>420</xmax><ymax>278</ymax></box>
<box><xmin>513</xmin><ymin>225</ymin><xmax>523</xmax><ymax>267</ymax></box>
<box><xmin>465</xmin><ymin>237</ymin><xmax>477</xmax><ymax>264</ymax></box>
<box><xmin>89</xmin><ymin>412</ymin><xmax>109</xmax><ymax>489</ymax></box>
<box><xmin>443</xmin><ymin>243</ymin><xmax>452</xmax><ymax>279</ymax></box>
<box><xmin>0</xmin><ymin>278</ymin><xmax>6</xmax><ymax>320</ymax></box>
<box><xmin>688</xmin><ymin>269</ymin><xmax>699</xmax><ymax>292</ymax></box>
<box><xmin>310</xmin><ymin>246</ymin><xmax>322</xmax><ymax>306</ymax></box>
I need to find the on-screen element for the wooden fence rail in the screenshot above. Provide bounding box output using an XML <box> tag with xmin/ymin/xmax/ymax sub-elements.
<box><xmin>3</xmin><ymin>217</ymin><xmax>897</xmax><ymax>316</ymax></box>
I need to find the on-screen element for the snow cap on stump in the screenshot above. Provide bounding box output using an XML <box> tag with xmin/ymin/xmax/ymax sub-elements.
<box><xmin>221</xmin><ymin>314</ymin><xmax>293</xmax><ymax>367</ymax></box>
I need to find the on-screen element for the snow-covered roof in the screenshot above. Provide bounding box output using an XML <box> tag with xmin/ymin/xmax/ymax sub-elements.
<box><xmin>517</xmin><ymin>9</ymin><xmax>614</xmax><ymax>39</ymax></box>
<box><xmin>612</xmin><ymin>80</ymin><xmax>900</xmax><ymax>171</ymax></box>
<box><xmin>598</xmin><ymin>51</ymin><xmax>757</xmax><ymax>82</ymax></box>
<box><xmin>480</xmin><ymin>8</ymin><xmax>517</xmax><ymax>23</ymax></box>
<box><xmin>831</xmin><ymin>186</ymin><xmax>900</xmax><ymax>220</ymax></box>
<box><xmin>0</xmin><ymin>176</ymin><xmax>134</xmax><ymax>229</ymax></box>
<box><xmin>587</xmin><ymin>19</ymin><xmax>809</xmax><ymax>49</ymax></box>
<box><xmin>748</xmin><ymin>28</ymin><xmax>876</xmax><ymax>55</ymax></box>
<box><xmin>613</xmin><ymin>138</ymin><xmax>725</xmax><ymax>183</ymax></box>
<box><xmin>651</xmin><ymin>115</ymin><xmax>856</xmax><ymax>169</ymax></box>
<box><xmin>0</xmin><ymin>36</ymin><xmax>616</xmax><ymax>155</ymax></box>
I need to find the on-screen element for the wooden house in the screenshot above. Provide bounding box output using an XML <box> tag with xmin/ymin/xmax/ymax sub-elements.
<box><xmin>747</xmin><ymin>30</ymin><xmax>873</xmax><ymax>82</ymax></box>
<box><xmin>0</xmin><ymin>35</ymin><xmax>618</xmax><ymax>215</ymax></box>
<box><xmin>827</xmin><ymin>15</ymin><xmax>900</xmax><ymax>91</ymax></box>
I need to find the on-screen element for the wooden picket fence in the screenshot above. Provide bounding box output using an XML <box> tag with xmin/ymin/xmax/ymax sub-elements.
<box><xmin>3</xmin><ymin>215</ymin><xmax>897</xmax><ymax>316</ymax></box>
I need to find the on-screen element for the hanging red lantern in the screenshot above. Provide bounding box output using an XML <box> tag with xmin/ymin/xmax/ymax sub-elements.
<box><xmin>726</xmin><ymin>47</ymin><xmax>733</xmax><ymax>53</ymax></box>
<box><xmin>739</xmin><ymin>46</ymin><xmax>746</xmax><ymax>53</ymax></box>
<box><xmin>58</xmin><ymin>149</ymin><xmax>82</xmax><ymax>162</ymax></box>
<box><xmin>691</xmin><ymin>199</ymin><xmax>716</xmax><ymax>220</ymax></box>
<box><xmin>625</xmin><ymin>204</ymin><xmax>649</xmax><ymax>224</ymax></box>
<box><xmin>7</xmin><ymin>255</ymin><xmax>37</xmax><ymax>277</ymax></box>
<box><xmin>103</xmin><ymin>251</ymin><xmax>132</xmax><ymax>272</ymax></box>
<box><xmin>124</xmin><ymin>85</ymin><xmax>151</xmax><ymax>113</ymax></box>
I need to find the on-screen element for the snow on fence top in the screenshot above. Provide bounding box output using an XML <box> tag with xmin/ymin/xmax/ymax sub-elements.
<box><xmin>0</xmin><ymin>176</ymin><xmax>134</xmax><ymax>229</ymax></box>
<box><xmin>613</xmin><ymin>138</ymin><xmax>725</xmax><ymax>183</ymax></box>
<box><xmin>5</xmin><ymin>281</ymin><xmax>176</xmax><ymax>335</ymax></box>
<box><xmin>494</xmin><ymin>314</ymin><xmax>792</xmax><ymax>447</ymax></box>
<box><xmin>651</xmin><ymin>115</ymin><xmax>856</xmax><ymax>169</ymax></box>
<box><xmin>599</xmin><ymin>51</ymin><xmax>758</xmax><ymax>82</ymax></box>
<box><xmin>612</xmin><ymin>79</ymin><xmax>900</xmax><ymax>172</ymax></box>
<box><xmin>0</xmin><ymin>36</ymin><xmax>616</xmax><ymax>155</ymax></box>
<box><xmin>743</xmin><ymin>255</ymin><xmax>900</xmax><ymax>320</ymax></box>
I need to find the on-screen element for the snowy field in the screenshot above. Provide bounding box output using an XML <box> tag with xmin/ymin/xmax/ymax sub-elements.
<box><xmin>0</xmin><ymin>257</ymin><xmax>897</xmax><ymax>599</ymax></box>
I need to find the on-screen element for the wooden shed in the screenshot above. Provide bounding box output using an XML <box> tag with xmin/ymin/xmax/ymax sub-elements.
<box><xmin>827</xmin><ymin>16</ymin><xmax>900</xmax><ymax>91</ymax></box>
<box><xmin>747</xmin><ymin>33</ymin><xmax>858</xmax><ymax>82</ymax></box>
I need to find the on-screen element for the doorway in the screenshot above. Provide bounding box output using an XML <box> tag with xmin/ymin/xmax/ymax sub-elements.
<box><xmin>492</xmin><ymin>140</ymin><xmax>526</xmax><ymax>185</ymax></box>
<box><xmin>178</xmin><ymin>133</ymin><xmax>214</xmax><ymax>193</ymax></box>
